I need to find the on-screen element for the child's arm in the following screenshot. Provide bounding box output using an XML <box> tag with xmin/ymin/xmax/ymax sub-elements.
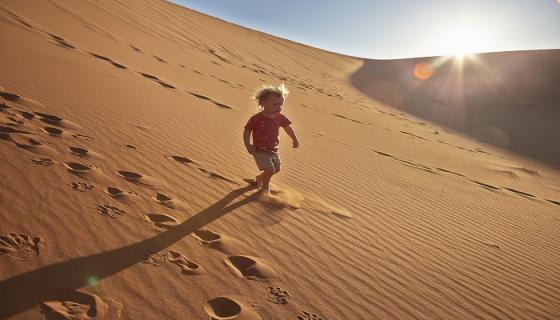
<box><xmin>243</xmin><ymin>128</ymin><xmax>257</xmax><ymax>153</ymax></box>
<box><xmin>282</xmin><ymin>125</ymin><xmax>300</xmax><ymax>148</ymax></box>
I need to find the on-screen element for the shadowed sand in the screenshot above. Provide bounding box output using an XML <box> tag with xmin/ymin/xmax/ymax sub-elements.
<box><xmin>350</xmin><ymin>50</ymin><xmax>560</xmax><ymax>168</ymax></box>
<box><xmin>0</xmin><ymin>186</ymin><xmax>256</xmax><ymax>319</ymax></box>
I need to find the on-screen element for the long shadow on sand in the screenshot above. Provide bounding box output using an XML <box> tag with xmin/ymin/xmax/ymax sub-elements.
<box><xmin>0</xmin><ymin>185</ymin><xmax>257</xmax><ymax>319</ymax></box>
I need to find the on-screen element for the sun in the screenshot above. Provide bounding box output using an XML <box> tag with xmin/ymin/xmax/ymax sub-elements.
<box><xmin>439</xmin><ymin>24</ymin><xmax>490</xmax><ymax>58</ymax></box>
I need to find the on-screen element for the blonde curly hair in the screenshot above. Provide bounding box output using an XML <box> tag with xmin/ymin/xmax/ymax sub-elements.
<box><xmin>253</xmin><ymin>83</ymin><xmax>289</xmax><ymax>108</ymax></box>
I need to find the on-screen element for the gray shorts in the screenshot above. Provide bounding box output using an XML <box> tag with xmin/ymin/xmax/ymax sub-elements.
<box><xmin>253</xmin><ymin>151</ymin><xmax>281</xmax><ymax>171</ymax></box>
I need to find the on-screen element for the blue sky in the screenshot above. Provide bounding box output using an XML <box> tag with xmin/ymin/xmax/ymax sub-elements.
<box><xmin>170</xmin><ymin>0</ymin><xmax>560</xmax><ymax>59</ymax></box>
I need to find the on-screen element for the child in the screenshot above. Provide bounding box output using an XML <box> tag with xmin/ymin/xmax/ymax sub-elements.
<box><xmin>243</xmin><ymin>84</ymin><xmax>299</xmax><ymax>194</ymax></box>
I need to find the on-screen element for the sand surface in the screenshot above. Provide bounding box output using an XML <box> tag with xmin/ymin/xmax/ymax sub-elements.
<box><xmin>1</xmin><ymin>1</ymin><xmax>559</xmax><ymax>319</ymax></box>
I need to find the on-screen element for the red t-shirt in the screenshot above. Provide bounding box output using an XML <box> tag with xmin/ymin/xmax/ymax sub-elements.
<box><xmin>244</xmin><ymin>112</ymin><xmax>292</xmax><ymax>152</ymax></box>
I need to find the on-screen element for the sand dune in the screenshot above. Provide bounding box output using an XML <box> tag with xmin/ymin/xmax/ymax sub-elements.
<box><xmin>1</xmin><ymin>0</ymin><xmax>559</xmax><ymax>319</ymax></box>
<box><xmin>351</xmin><ymin>50</ymin><xmax>560</xmax><ymax>168</ymax></box>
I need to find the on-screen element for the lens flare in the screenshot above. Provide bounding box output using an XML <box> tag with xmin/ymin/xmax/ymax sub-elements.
<box><xmin>87</xmin><ymin>276</ymin><xmax>99</xmax><ymax>286</ymax></box>
<box><xmin>413</xmin><ymin>63</ymin><xmax>434</xmax><ymax>80</ymax></box>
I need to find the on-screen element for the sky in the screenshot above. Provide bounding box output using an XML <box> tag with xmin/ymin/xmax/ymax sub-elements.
<box><xmin>169</xmin><ymin>0</ymin><xmax>560</xmax><ymax>59</ymax></box>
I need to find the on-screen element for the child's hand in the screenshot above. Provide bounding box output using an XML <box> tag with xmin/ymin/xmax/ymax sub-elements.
<box><xmin>246</xmin><ymin>145</ymin><xmax>257</xmax><ymax>154</ymax></box>
<box><xmin>292</xmin><ymin>140</ymin><xmax>300</xmax><ymax>148</ymax></box>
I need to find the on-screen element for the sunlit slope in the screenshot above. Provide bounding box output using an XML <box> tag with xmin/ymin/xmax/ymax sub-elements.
<box><xmin>1</xmin><ymin>1</ymin><xmax>559</xmax><ymax>319</ymax></box>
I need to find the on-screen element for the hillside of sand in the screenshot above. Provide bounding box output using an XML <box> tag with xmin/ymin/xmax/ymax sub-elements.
<box><xmin>351</xmin><ymin>50</ymin><xmax>560</xmax><ymax>168</ymax></box>
<box><xmin>1</xmin><ymin>1</ymin><xmax>559</xmax><ymax>319</ymax></box>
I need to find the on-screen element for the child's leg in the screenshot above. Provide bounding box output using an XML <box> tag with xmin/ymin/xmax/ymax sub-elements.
<box><xmin>260</xmin><ymin>167</ymin><xmax>275</xmax><ymax>191</ymax></box>
<box><xmin>261</xmin><ymin>153</ymin><xmax>281</xmax><ymax>192</ymax></box>
<box><xmin>255</xmin><ymin>172</ymin><xmax>264</xmax><ymax>188</ymax></box>
<box><xmin>252</xmin><ymin>152</ymin><xmax>281</xmax><ymax>192</ymax></box>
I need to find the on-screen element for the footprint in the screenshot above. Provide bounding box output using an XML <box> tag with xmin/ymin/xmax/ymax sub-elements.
<box><xmin>513</xmin><ymin>167</ymin><xmax>539</xmax><ymax>176</ymax></box>
<box><xmin>89</xmin><ymin>53</ymin><xmax>127</xmax><ymax>69</ymax></box>
<box><xmin>14</xmin><ymin>137</ymin><xmax>57</xmax><ymax>156</ymax></box>
<box><xmin>153</xmin><ymin>192</ymin><xmax>185</xmax><ymax>209</ymax></box>
<box><xmin>166</xmin><ymin>154</ymin><xmax>195</xmax><ymax>165</ymax></box>
<box><xmin>400</xmin><ymin>131</ymin><xmax>428</xmax><ymax>140</ymax></box>
<box><xmin>2</xmin><ymin>9</ymin><xmax>34</xmax><ymax>29</ymax></box>
<box><xmin>189</xmin><ymin>92</ymin><xmax>212</xmax><ymax>101</ymax></box>
<box><xmin>212</xmin><ymin>101</ymin><xmax>233</xmax><ymax>109</ymax></box>
<box><xmin>71</xmin><ymin>182</ymin><xmax>94</xmax><ymax>192</ymax></box>
<box><xmin>140</xmin><ymin>72</ymin><xmax>159</xmax><ymax>80</ymax></box>
<box><xmin>130</xmin><ymin>45</ymin><xmax>143</xmax><ymax>53</ymax></box>
<box><xmin>152</xmin><ymin>55</ymin><xmax>167</xmax><ymax>63</ymax></box>
<box><xmin>297</xmin><ymin>311</ymin><xmax>325</xmax><ymax>320</ymax></box>
<box><xmin>43</xmin><ymin>126</ymin><xmax>64</xmax><ymax>137</ymax></box>
<box><xmin>192</xmin><ymin>229</ymin><xmax>244</xmax><ymax>254</ymax></box>
<box><xmin>116</xmin><ymin>170</ymin><xmax>159</xmax><ymax>187</ymax></box>
<box><xmin>203</xmin><ymin>297</ymin><xmax>249</xmax><ymax>320</ymax></box>
<box><xmin>49</xmin><ymin>34</ymin><xmax>75</xmax><ymax>49</ymax></box>
<box><xmin>188</xmin><ymin>92</ymin><xmax>232</xmax><ymax>109</ymax></box>
<box><xmin>0</xmin><ymin>89</ymin><xmax>44</xmax><ymax>108</ymax></box>
<box><xmin>333</xmin><ymin>113</ymin><xmax>365</xmax><ymax>124</ymax></box>
<box><xmin>154</xmin><ymin>192</ymin><xmax>171</xmax><ymax>202</ymax></box>
<box><xmin>164</xmin><ymin>250</ymin><xmax>204</xmax><ymax>275</ymax></box>
<box><xmin>0</xmin><ymin>105</ymin><xmax>28</xmax><ymax>124</ymax></box>
<box><xmin>224</xmin><ymin>255</ymin><xmax>277</xmax><ymax>281</ymax></box>
<box><xmin>475</xmin><ymin>148</ymin><xmax>490</xmax><ymax>155</ymax></box>
<box><xmin>72</xmin><ymin>133</ymin><xmax>94</xmax><ymax>141</ymax></box>
<box><xmin>3</xmin><ymin>114</ymin><xmax>25</xmax><ymax>126</ymax></box>
<box><xmin>436</xmin><ymin>167</ymin><xmax>465</xmax><ymax>177</ymax></box>
<box><xmin>31</xmin><ymin>157</ymin><xmax>54</xmax><ymax>166</ymax></box>
<box><xmin>34</xmin><ymin>112</ymin><xmax>80</xmax><ymax>129</ymax></box>
<box><xmin>266</xmin><ymin>287</ymin><xmax>290</xmax><ymax>305</ymax></box>
<box><xmin>0</xmin><ymin>90</ymin><xmax>20</xmax><ymax>101</ymax></box>
<box><xmin>0</xmin><ymin>233</ymin><xmax>42</xmax><ymax>260</ymax></box>
<box><xmin>471</xmin><ymin>180</ymin><xmax>500</xmax><ymax>191</ymax></box>
<box><xmin>156</xmin><ymin>81</ymin><xmax>176</xmax><ymax>89</ymax></box>
<box><xmin>0</xmin><ymin>101</ymin><xmax>10</xmax><ymax>110</ymax></box>
<box><xmin>98</xmin><ymin>204</ymin><xmax>125</xmax><ymax>219</ymax></box>
<box><xmin>41</xmin><ymin>289</ymin><xmax>122</xmax><ymax>320</ymax></box>
<box><xmin>89</xmin><ymin>53</ymin><xmax>112</xmax><ymax>62</ymax></box>
<box><xmin>139</xmin><ymin>73</ymin><xmax>176</xmax><ymax>89</ymax></box>
<box><xmin>69</xmin><ymin>146</ymin><xmax>88</xmax><ymax>157</ymax></box>
<box><xmin>0</xmin><ymin>125</ymin><xmax>29</xmax><ymax>135</ymax></box>
<box><xmin>143</xmin><ymin>213</ymin><xmax>178</xmax><ymax>229</ymax></box>
<box><xmin>104</xmin><ymin>186</ymin><xmax>135</xmax><ymax>198</ymax></box>
<box><xmin>68</xmin><ymin>146</ymin><xmax>99</xmax><ymax>158</ymax></box>
<box><xmin>393</xmin><ymin>158</ymin><xmax>435</xmax><ymax>174</ymax></box>
<box><xmin>489</xmin><ymin>169</ymin><xmax>518</xmax><ymax>179</ymax></box>
<box><xmin>208</xmin><ymin>49</ymin><xmax>231</xmax><ymax>63</ymax></box>
<box><xmin>504</xmin><ymin>188</ymin><xmax>536</xmax><ymax>198</ymax></box>
<box><xmin>64</xmin><ymin>162</ymin><xmax>98</xmax><ymax>177</ymax></box>
<box><xmin>374</xmin><ymin>150</ymin><xmax>393</xmax><ymax>158</ymax></box>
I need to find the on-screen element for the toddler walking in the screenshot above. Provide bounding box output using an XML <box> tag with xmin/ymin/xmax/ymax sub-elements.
<box><xmin>243</xmin><ymin>84</ymin><xmax>299</xmax><ymax>194</ymax></box>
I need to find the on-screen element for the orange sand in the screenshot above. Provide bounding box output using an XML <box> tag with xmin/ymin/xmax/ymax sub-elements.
<box><xmin>1</xmin><ymin>1</ymin><xmax>559</xmax><ymax>319</ymax></box>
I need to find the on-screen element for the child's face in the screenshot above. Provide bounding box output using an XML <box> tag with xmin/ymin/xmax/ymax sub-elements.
<box><xmin>261</xmin><ymin>94</ymin><xmax>284</xmax><ymax>114</ymax></box>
